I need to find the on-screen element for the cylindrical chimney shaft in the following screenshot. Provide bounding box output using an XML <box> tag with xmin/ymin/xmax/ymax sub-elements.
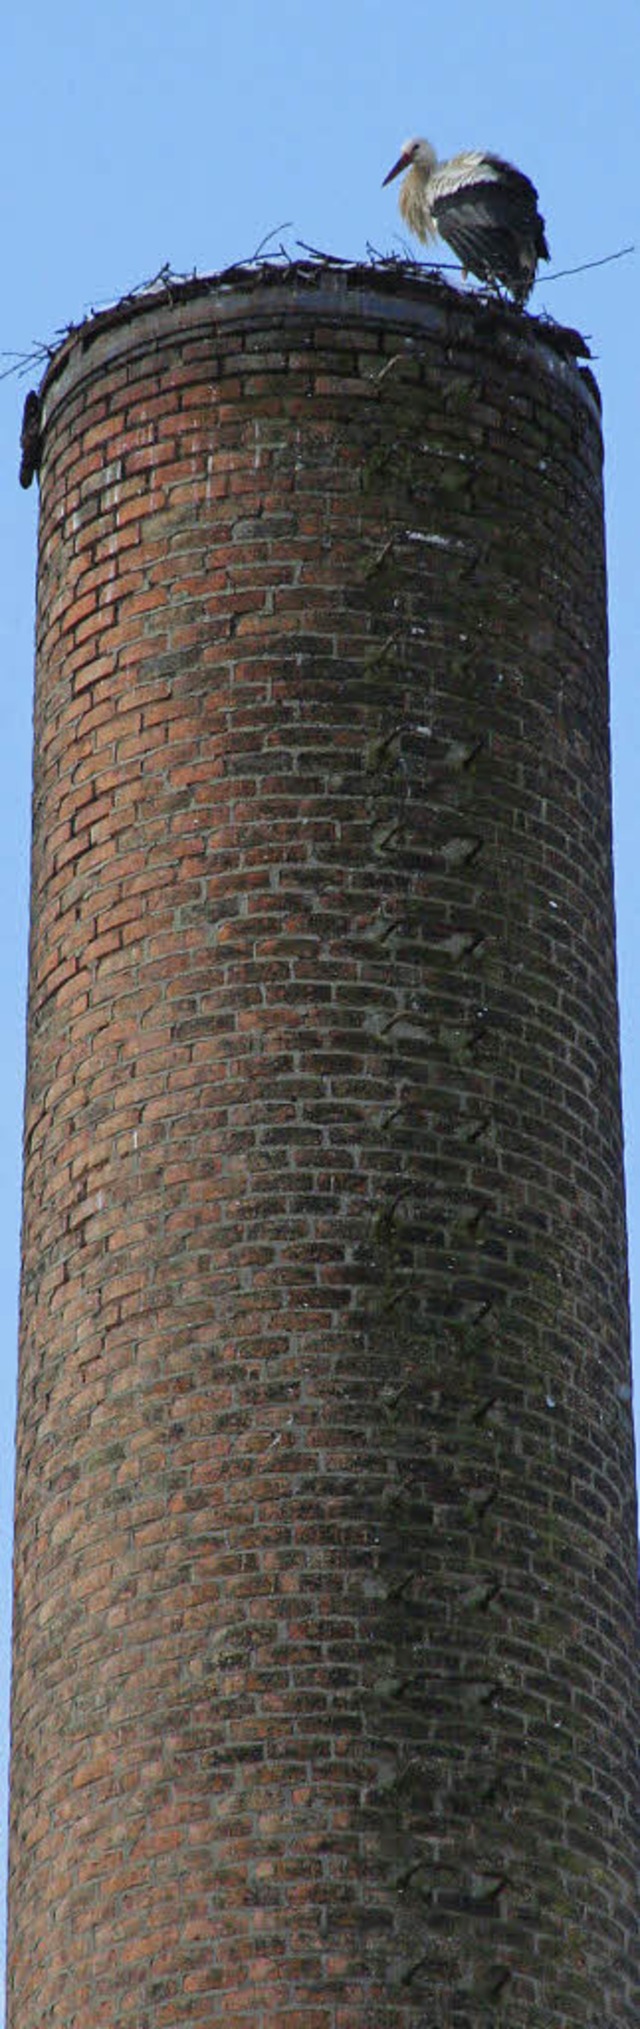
<box><xmin>7</xmin><ymin>270</ymin><xmax>639</xmax><ymax>2026</ymax></box>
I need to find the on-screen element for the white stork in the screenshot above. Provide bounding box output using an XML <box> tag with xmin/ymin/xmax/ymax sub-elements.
<box><xmin>382</xmin><ymin>138</ymin><xmax>549</xmax><ymax>305</ymax></box>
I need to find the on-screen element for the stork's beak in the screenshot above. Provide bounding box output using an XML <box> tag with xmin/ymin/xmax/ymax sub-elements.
<box><xmin>382</xmin><ymin>150</ymin><xmax>410</xmax><ymax>187</ymax></box>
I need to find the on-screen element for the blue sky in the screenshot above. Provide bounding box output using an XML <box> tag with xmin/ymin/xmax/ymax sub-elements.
<box><xmin>1</xmin><ymin>0</ymin><xmax>639</xmax><ymax>2005</ymax></box>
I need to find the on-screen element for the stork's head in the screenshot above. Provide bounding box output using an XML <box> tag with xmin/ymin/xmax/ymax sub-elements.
<box><xmin>382</xmin><ymin>138</ymin><xmax>438</xmax><ymax>187</ymax></box>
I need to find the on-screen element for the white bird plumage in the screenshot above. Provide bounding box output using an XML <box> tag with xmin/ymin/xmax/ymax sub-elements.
<box><xmin>383</xmin><ymin>137</ymin><xmax>550</xmax><ymax>306</ymax></box>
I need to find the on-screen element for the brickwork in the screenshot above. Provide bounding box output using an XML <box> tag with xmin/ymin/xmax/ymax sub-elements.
<box><xmin>7</xmin><ymin>268</ymin><xmax>639</xmax><ymax>2026</ymax></box>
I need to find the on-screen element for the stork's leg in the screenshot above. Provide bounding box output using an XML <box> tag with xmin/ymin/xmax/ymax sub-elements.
<box><xmin>483</xmin><ymin>274</ymin><xmax>509</xmax><ymax>301</ymax></box>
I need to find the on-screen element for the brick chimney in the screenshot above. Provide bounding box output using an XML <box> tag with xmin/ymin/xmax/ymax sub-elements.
<box><xmin>7</xmin><ymin>266</ymin><xmax>639</xmax><ymax>2026</ymax></box>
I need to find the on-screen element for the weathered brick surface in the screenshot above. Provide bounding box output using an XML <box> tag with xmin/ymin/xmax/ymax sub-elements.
<box><xmin>7</xmin><ymin>268</ymin><xmax>639</xmax><ymax>2026</ymax></box>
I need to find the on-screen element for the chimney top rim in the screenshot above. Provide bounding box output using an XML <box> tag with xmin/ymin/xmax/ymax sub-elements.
<box><xmin>33</xmin><ymin>257</ymin><xmax>600</xmax><ymax>435</ymax></box>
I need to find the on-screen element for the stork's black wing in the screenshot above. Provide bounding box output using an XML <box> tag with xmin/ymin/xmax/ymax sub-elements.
<box><xmin>432</xmin><ymin>161</ymin><xmax>549</xmax><ymax>300</ymax></box>
<box><xmin>482</xmin><ymin>156</ymin><xmax>549</xmax><ymax>260</ymax></box>
<box><xmin>430</xmin><ymin>198</ymin><xmax>522</xmax><ymax>284</ymax></box>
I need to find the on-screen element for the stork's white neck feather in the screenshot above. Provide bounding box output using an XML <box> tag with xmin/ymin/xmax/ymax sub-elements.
<box><xmin>399</xmin><ymin>165</ymin><xmax>437</xmax><ymax>244</ymax></box>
